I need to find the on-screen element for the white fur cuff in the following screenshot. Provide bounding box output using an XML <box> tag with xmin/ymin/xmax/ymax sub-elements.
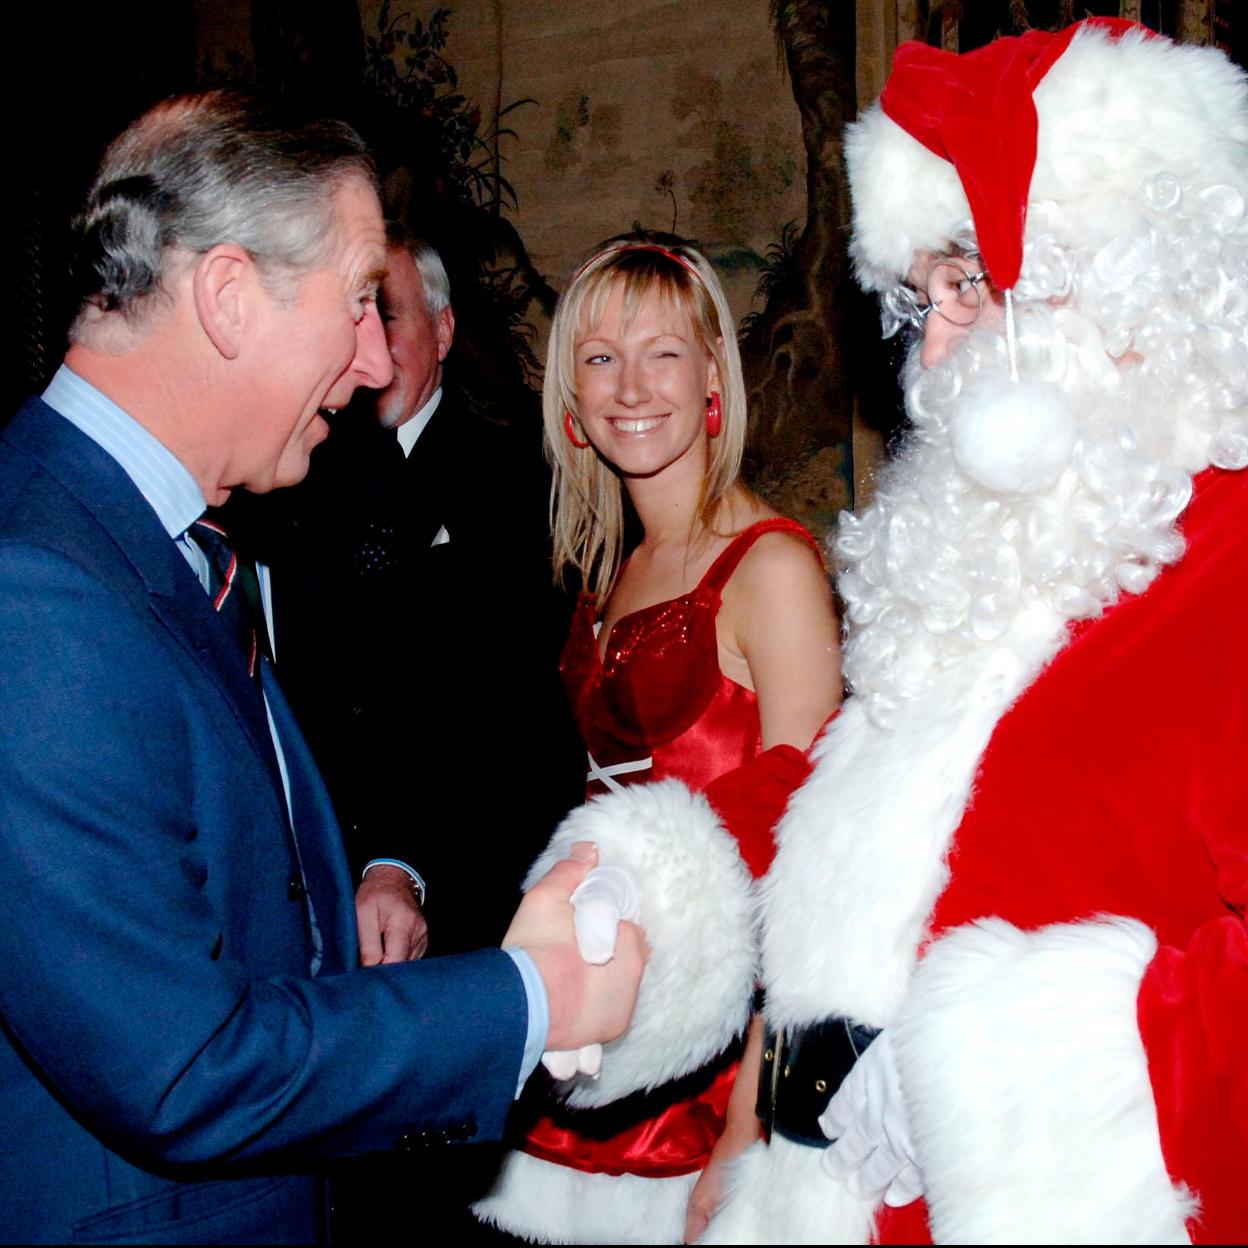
<box><xmin>895</xmin><ymin>916</ymin><xmax>1195</xmax><ymax>1244</ymax></box>
<box><xmin>699</xmin><ymin>1135</ymin><xmax>876</xmax><ymax>1245</ymax></box>
<box><xmin>473</xmin><ymin>1151</ymin><xmax>695</xmax><ymax>1245</ymax></box>
<box><xmin>526</xmin><ymin>779</ymin><xmax>757</xmax><ymax>1108</ymax></box>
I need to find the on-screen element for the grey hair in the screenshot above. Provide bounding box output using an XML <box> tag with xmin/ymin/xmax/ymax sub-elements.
<box><xmin>69</xmin><ymin>89</ymin><xmax>377</xmax><ymax>340</ymax></box>
<box><xmin>384</xmin><ymin>221</ymin><xmax>451</xmax><ymax>316</ymax></box>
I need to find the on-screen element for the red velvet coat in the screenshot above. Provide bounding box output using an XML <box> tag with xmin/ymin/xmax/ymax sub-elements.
<box><xmin>708</xmin><ymin>466</ymin><xmax>1248</xmax><ymax>1245</ymax></box>
<box><xmin>892</xmin><ymin>464</ymin><xmax>1248</xmax><ymax>1243</ymax></box>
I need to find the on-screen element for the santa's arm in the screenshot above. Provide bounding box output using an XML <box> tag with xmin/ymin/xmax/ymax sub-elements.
<box><xmin>890</xmin><ymin>907</ymin><xmax>1248</xmax><ymax>1246</ymax></box>
<box><xmin>525</xmin><ymin>744</ymin><xmax>812</xmax><ymax>1108</ymax></box>
<box><xmin>1136</xmin><ymin>914</ymin><xmax>1248</xmax><ymax>1244</ymax></box>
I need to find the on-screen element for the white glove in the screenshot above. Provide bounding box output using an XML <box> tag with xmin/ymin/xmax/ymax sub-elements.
<box><xmin>818</xmin><ymin>1029</ymin><xmax>922</xmax><ymax>1207</ymax></box>
<box><xmin>569</xmin><ymin>864</ymin><xmax>640</xmax><ymax>963</ymax></box>
<box><xmin>541</xmin><ymin>865</ymin><xmax>640</xmax><ymax>1081</ymax></box>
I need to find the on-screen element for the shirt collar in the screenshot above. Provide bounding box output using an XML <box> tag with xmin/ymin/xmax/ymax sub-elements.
<box><xmin>395</xmin><ymin>386</ymin><xmax>443</xmax><ymax>458</ymax></box>
<box><xmin>42</xmin><ymin>364</ymin><xmax>207</xmax><ymax>539</ymax></box>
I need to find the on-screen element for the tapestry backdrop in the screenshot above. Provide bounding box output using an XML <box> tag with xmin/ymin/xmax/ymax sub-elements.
<box><xmin>9</xmin><ymin>0</ymin><xmax>1237</xmax><ymax>521</ymax></box>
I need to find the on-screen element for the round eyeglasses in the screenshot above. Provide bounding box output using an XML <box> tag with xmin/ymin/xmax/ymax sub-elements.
<box><xmin>881</xmin><ymin>258</ymin><xmax>988</xmax><ymax>336</ymax></box>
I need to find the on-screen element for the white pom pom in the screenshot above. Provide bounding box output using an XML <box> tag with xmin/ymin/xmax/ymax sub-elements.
<box><xmin>948</xmin><ymin>377</ymin><xmax>1076</xmax><ymax>493</ymax></box>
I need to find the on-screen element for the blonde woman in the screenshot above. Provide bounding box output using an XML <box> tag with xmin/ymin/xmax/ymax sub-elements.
<box><xmin>475</xmin><ymin>235</ymin><xmax>842</xmax><ymax>1244</ymax></box>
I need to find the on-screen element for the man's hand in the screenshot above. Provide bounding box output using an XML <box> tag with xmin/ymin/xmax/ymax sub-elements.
<box><xmin>503</xmin><ymin>842</ymin><xmax>647</xmax><ymax>1053</ymax></box>
<box><xmin>355</xmin><ymin>866</ymin><xmax>428</xmax><ymax>965</ymax></box>
<box><xmin>819</xmin><ymin>1029</ymin><xmax>922</xmax><ymax>1207</ymax></box>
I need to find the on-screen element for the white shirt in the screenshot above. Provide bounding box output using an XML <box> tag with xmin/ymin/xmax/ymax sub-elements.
<box><xmin>394</xmin><ymin>385</ymin><xmax>442</xmax><ymax>458</ymax></box>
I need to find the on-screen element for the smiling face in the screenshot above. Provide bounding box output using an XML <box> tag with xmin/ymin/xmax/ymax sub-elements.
<box><xmin>572</xmin><ymin>282</ymin><xmax>719</xmax><ymax>482</ymax></box>
<box><xmin>240</xmin><ymin>176</ymin><xmax>393</xmax><ymax>492</ymax></box>
<box><xmin>375</xmin><ymin>245</ymin><xmax>454</xmax><ymax>430</ymax></box>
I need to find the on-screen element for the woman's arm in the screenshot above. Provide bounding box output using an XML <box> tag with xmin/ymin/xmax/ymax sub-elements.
<box><xmin>684</xmin><ymin>1013</ymin><xmax>767</xmax><ymax>1243</ymax></box>
<box><xmin>679</xmin><ymin>533</ymin><xmax>842</xmax><ymax>1238</ymax></box>
<box><xmin>720</xmin><ymin>530</ymin><xmax>843</xmax><ymax>750</ymax></box>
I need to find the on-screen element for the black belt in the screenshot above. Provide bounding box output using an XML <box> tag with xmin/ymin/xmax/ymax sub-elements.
<box><xmin>756</xmin><ymin>1017</ymin><xmax>880</xmax><ymax>1148</ymax></box>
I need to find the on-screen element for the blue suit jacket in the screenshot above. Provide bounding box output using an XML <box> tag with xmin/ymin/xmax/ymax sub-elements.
<box><xmin>0</xmin><ymin>399</ymin><xmax>528</xmax><ymax>1244</ymax></box>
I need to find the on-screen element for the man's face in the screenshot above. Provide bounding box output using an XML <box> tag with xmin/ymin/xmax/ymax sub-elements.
<box><xmin>375</xmin><ymin>246</ymin><xmax>454</xmax><ymax>430</ymax></box>
<box><xmin>907</xmin><ymin>249</ymin><xmax>1006</xmax><ymax>370</ymax></box>
<box><xmin>238</xmin><ymin>177</ymin><xmax>393</xmax><ymax>492</ymax></box>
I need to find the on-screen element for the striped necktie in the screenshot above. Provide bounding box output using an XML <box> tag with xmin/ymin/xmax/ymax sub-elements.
<box><xmin>190</xmin><ymin>516</ymin><xmax>269</xmax><ymax>682</ymax></box>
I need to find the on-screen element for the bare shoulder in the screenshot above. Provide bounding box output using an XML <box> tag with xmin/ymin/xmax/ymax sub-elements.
<box><xmin>728</xmin><ymin>523</ymin><xmax>832</xmax><ymax>605</ymax></box>
<box><xmin>716</xmin><ymin>512</ymin><xmax>842</xmax><ymax>745</ymax></box>
<box><xmin>718</xmin><ymin>517</ymin><xmax>839</xmax><ymax>665</ymax></box>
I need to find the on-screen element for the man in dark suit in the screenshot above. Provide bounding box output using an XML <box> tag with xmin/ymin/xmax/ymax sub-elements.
<box><xmin>0</xmin><ymin>90</ymin><xmax>642</xmax><ymax>1246</ymax></box>
<box><xmin>254</xmin><ymin>227</ymin><xmax>583</xmax><ymax>965</ymax></box>
<box><xmin>243</xmin><ymin>224</ymin><xmax>588</xmax><ymax>1243</ymax></box>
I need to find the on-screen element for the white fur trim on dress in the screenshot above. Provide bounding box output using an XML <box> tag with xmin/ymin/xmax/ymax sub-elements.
<box><xmin>896</xmin><ymin>916</ymin><xmax>1196</xmax><ymax>1244</ymax></box>
<box><xmin>847</xmin><ymin>25</ymin><xmax>1248</xmax><ymax>290</ymax></box>
<box><xmin>698</xmin><ymin>1135</ymin><xmax>875</xmax><ymax>1245</ymax></box>
<box><xmin>760</xmin><ymin>602</ymin><xmax>1067</xmax><ymax>1031</ymax></box>
<box><xmin>473</xmin><ymin>1150</ymin><xmax>696</xmax><ymax>1245</ymax></box>
<box><xmin>525</xmin><ymin>778</ymin><xmax>757</xmax><ymax>1107</ymax></box>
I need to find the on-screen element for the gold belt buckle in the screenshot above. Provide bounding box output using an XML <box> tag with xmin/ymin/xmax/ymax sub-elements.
<box><xmin>757</xmin><ymin>1025</ymin><xmax>786</xmax><ymax>1141</ymax></box>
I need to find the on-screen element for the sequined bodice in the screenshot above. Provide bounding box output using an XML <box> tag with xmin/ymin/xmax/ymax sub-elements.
<box><xmin>560</xmin><ymin>518</ymin><xmax>818</xmax><ymax>794</ymax></box>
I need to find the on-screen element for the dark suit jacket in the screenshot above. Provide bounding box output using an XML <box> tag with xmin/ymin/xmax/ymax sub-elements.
<box><xmin>236</xmin><ymin>386</ymin><xmax>583</xmax><ymax>956</ymax></box>
<box><xmin>0</xmin><ymin>399</ymin><xmax>528</xmax><ymax>1245</ymax></box>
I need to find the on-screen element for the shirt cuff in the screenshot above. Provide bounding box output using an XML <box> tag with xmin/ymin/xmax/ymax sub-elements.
<box><xmin>503</xmin><ymin>948</ymin><xmax>550</xmax><ymax>1097</ymax></box>
<box><xmin>362</xmin><ymin>858</ymin><xmax>426</xmax><ymax>905</ymax></box>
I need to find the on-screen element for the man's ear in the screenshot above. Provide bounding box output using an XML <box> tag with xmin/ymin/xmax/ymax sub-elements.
<box><xmin>435</xmin><ymin>305</ymin><xmax>455</xmax><ymax>363</ymax></box>
<box><xmin>192</xmin><ymin>243</ymin><xmax>254</xmax><ymax>361</ymax></box>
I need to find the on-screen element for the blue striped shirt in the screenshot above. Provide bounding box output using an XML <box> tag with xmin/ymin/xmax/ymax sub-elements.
<box><xmin>44</xmin><ymin>365</ymin><xmax>205</xmax><ymax>542</ymax></box>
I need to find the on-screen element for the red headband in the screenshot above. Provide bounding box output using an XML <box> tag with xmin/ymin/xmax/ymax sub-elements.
<box><xmin>880</xmin><ymin>17</ymin><xmax>1150</xmax><ymax>290</ymax></box>
<box><xmin>574</xmin><ymin>242</ymin><xmax>701</xmax><ymax>283</ymax></box>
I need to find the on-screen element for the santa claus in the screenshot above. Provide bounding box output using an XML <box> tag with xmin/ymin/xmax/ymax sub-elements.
<box><xmin>703</xmin><ymin>17</ymin><xmax>1248</xmax><ymax>1245</ymax></box>
<box><xmin>481</xmin><ymin>17</ymin><xmax>1248</xmax><ymax>1245</ymax></box>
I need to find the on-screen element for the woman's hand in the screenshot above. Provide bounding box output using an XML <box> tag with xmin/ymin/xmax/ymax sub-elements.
<box><xmin>683</xmin><ymin>1014</ymin><xmax>767</xmax><ymax>1242</ymax></box>
<box><xmin>684</xmin><ymin>1141</ymin><xmax>736</xmax><ymax>1243</ymax></box>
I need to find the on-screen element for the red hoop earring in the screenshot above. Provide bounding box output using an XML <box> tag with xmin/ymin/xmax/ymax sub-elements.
<box><xmin>564</xmin><ymin>409</ymin><xmax>591</xmax><ymax>449</ymax></box>
<box><xmin>705</xmin><ymin>391</ymin><xmax>722</xmax><ymax>438</ymax></box>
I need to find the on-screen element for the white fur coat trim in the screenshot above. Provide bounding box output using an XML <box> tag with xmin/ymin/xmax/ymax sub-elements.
<box><xmin>896</xmin><ymin>916</ymin><xmax>1195</xmax><ymax>1244</ymax></box>
<box><xmin>473</xmin><ymin>1150</ymin><xmax>695</xmax><ymax>1245</ymax></box>
<box><xmin>699</xmin><ymin>1134</ymin><xmax>876</xmax><ymax>1245</ymax></box>
<box><xmin>525</xmin><ymin>778</ymin><xmax>757</xmax><ymax>1107</ymax></box>
<box><xmin>761</xmin><ymin>602</ymin><xmax>1068</xmax><ymax>1030</ymax></box>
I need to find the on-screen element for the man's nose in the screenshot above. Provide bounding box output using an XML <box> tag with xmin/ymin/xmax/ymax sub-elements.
<box><xmin>920</xmin><ymin>314</ymin><xmax>954</xmax><ymax>370</ymax></box>
<box><xmin>354</xmin><ymin>303</ymin><xmax>395</xmax><ymax>389</ymax></box>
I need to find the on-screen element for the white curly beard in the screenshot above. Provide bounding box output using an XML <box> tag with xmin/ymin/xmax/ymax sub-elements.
<box><xmin>838</xmin><ymin>199</ymin><xmax>1248</xmax><ymax>726</ymax></box>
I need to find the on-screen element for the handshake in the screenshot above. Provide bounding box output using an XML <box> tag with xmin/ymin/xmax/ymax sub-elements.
<box><xmin>501</xmin><ymin>842</ymin><xmax>647</xmax><ymax>1057</ymax></box>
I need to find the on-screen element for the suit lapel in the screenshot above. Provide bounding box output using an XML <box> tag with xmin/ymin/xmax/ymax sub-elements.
<box><xmin>4</xmin><ymin>401</ymin><xmax>282</xmax><ymax>791</ymax></box>
<box><xmin>261</xmin><ymin>664</ymin><xmax>358</xmax><ymax>972</ymax></box>
<box><xmin>8</xmin><ymin>399</ymin><xmax>358</xmax><ymax>969</ymax></box>
<box><xmin>401</xmin><ymin>399</ymin><xmax>456</xmax><ymax>550</ymax></box>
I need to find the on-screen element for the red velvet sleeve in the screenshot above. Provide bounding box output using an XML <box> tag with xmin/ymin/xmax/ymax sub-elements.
<box><xmin>1133</xmin><ymin>470</ymin><xmax>1248</xmax><ymax>1244</ymax></box>
<box><xmin>1137</xmin><ymin>909</ymin><xmax>1248</xmax><ymax>1242</ymax></box>
<box><xmin>703</xmin><ymin>743</ymin><xmax>814</xmax><ymax>879</ymax></box>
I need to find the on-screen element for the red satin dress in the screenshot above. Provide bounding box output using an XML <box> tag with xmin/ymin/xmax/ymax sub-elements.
<box><xmin>522</xmin><ymin>517</ymin><xmax>819</xmax><ymax>1179</ymax></box>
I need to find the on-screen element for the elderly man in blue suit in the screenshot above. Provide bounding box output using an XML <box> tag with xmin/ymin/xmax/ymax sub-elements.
<box><xmin>0</xmin><ymin>91</ymin><xmax>644</xmax><ymax>1245</ymax></box>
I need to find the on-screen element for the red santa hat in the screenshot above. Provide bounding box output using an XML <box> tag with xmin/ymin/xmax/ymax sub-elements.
<box><xmin>846</xmin><ymin>18</ymin><xmax>1248</xmax><ymax>294</ymax></box>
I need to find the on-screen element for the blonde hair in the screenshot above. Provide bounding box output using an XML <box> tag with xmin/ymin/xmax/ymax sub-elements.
<box><xmin>545</xmin><ymin>238</ymin><xmax>746</xmax><ymax>601</ymax></box>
